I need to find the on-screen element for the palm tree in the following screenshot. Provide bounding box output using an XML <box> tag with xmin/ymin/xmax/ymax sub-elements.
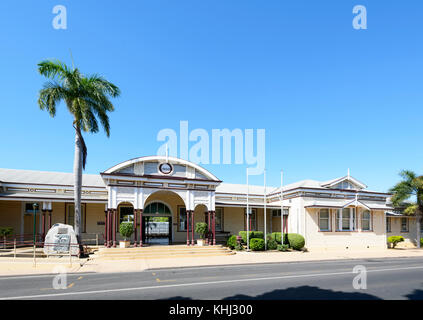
<box><xmin>389</xmin><ymin>170</ymin><xmax>423</xmax><ymax>248</ymax></box>
<box><xmin>37</xmin><ymin>59</ymin><xmax>120</xmax><ymax>251</ymax></box>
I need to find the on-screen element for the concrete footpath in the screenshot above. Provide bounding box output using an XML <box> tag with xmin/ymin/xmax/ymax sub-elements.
<box><xmin>1</xmin><ymin>248</ymin><xmax>423</xmax><ymax>276</ymax></box>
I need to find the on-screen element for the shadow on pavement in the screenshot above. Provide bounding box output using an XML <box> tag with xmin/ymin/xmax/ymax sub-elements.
<box><xmin>162</xmin><ymin>285</ymin><xmax>382</xmax><ymax>300</ymax></box>
<box><xmin>222</xmin><ymin>286</ymin><xmax>382</xmax><ymax>300</ymax></box>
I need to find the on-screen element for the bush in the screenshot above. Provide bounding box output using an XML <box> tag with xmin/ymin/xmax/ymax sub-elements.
<box><xmin>119</xmin><ymin>222</ymin><xmax>134</xmax><ymax>240</ymax></box>
<box><xmin>250</xmin><ymin>238</ymin><xmax>265</xmax><ymax>251</ymax></box>
<box><xmin>287</xmin><ymin>233</ymin><xmax>305</xmax><ymax>251</ymax></box>
<box><xmin>0</xmin><ymin>227</ymin><xmax>13</xmax><ymax>237</ymax></box>
<box><xmin>234</xmin><ymin>243</ymin><xmax>244</xmax><ymax>251</ymax></box>
<box><xmin>195</xmin><ymin>222</ymin><xmax>208</xmax><ymax>239</ymax></box>
<box><xmin>239</xmin><ymin>231</ymin><xmax>264</xmax><ymax>244</ymax></box>
<box><xmin>227</xmin><ymin>235</ymin><xmax>237</xmax><ymax>249</ymax></box>
<box><xmin>421</xmin><ymin>238</ymin><xmax>423</xmax><ymax>247</ymax></box>
<box><xmin>267</xmin><ymin>232</ymin><xmax>288</xmax><ymax>244</ymax></box>
<box><xmin>277</xmin><ymin>244</ymin><xmax>289</xmax><ymax>252</ymax></box>
<box><xmin>388</xmin><ymin>235</ymin><xmax>405</xmax><ymax>248</ymax></box>
<box><xmin>267</xmin><ymin>239</ymin><xmax>278</xmax><ymax>250</ymax></box>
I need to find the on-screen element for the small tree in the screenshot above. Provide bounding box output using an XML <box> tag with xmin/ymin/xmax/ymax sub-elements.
<box><xmin>390</xmin><ymin>170</ymin><xmax>423</xmax><ymax>248</ymax></box>
<box><xmin>119</xmin><ymin>222</ymin><xmax>134</xmax><ymax>241</ymax></box>
<box><xmin>195</xmin><ymin>222</ymin><xmax>208</xmax><ymax>239</ymax></box>
<box><xmin>388</xmin><ymin>236</ymin><xmax>405</xmax><ymax>248</ymax></box>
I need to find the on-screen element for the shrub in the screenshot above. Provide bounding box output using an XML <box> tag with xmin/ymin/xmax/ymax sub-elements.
<box><xmin>239</xmin><ymin>231</ymin><xmax>264</xmax><ymax>244</ymax></box>
<box><xmin>267</xmin><ymin>239</ymin><xmax>278</xmax><ymax>250</ymax></box>
<box><xmin>227</xmin><ymin>235</ymin><xmax>237</xmax><ymax>249</ymax></box>
<box><xmin>388</xmin><ymin>235</ymin><xmax>405</xmax><ymax>248</ymax></box>
<box><xmin>250</xmin><ymin>238</ymin><xmax>265</xmax><ymax>251</ymax></box>
<box><xmin>421</xmin><ymin>238</ymin><xmax>423</xmax><ymax>247</ymax></box>
<box><xmin>277</xmin><ymin>244</ymin><xmax>289</xmax><ymax>252</ymax></box>
<box><xmin>234</xmin><ymin>243</ymin><xmax>244</xmax><ymax>251</ymax></box>
<box><xmin>267</xmin><ymin>232</ymin><xmax>288</xmax><ymax>244</ymax></box>
<box><xmin>195</xmin><ymin>222</ymin><xmax>208</xmax><ymax>239</ymax></box>
<box><xmin>119</xmin><ymin>222</ymin><xmax>134</xmax><ymax>240</ymax></box>
<box><xmin>287</xmin><ymin>233</ymin><xmax>305</xmax><ymax>250</ymax></box>
<box><xmin>0</xmin><ymin>227</ymin><xmax>13</xmax><ymax>237</ymax></box>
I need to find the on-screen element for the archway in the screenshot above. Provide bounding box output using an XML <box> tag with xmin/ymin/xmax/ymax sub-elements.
<box><xmin>142</xmin><ymin>190</ymin><xmax>186</xmax><ymax>245</ymax></box>
<box><xmin>142</xmin><ymin>201</ymin><xmax>172</xmax><ymax>245</ymax></box>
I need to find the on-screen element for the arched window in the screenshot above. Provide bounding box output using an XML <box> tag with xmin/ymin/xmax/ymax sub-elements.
<box><xmin>144</xmin><ymin>202</ymin><xmax>171</xmax><ymax>215</ymax></box>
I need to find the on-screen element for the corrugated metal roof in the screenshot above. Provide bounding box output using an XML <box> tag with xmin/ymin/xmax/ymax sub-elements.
<box><xmin>0</xmin><ymin>168</ymin><xmax>105</xmax><ymax>187</ymax></box>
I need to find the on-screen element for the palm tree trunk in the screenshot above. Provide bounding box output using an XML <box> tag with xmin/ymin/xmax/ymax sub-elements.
<box><xmin>417</xmin><ymin>210</ymin><xmax>421</xmax><ymax>249</ymax></box>
<box><xmin>73</xmin><ymin>129</ymin><xmax>83</xmax><ymax>248</ymax></box>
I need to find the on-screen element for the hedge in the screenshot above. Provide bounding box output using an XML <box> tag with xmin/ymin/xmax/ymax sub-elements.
<box><xmin>250</xmin><ymin>238</ymin><xmax>265</xmax><ymax>251</ymax></box>
<box><xmin>239</xmin><ymin>231</ymin><xmax>264</xmax><ymax>244</ymax></box>
<box><xmin>267</xmin><ymin>239</ymin><xmax>278</xmax><ymax>250</ymax></box>
<box><xmin>388</xmin><ymin>235</ymin><xmax>404</xmax><ymax>248</ymax></box>
<box><xmin>277</xmin><ymin>244</ymin><xmax>289</xmax><ymax>252</ymax></box>
<box><xmin>266</xmin><ymin>233</ymin><xmax>305</xmax><ymax>250</ymax></box>
<box><xmin>227</xmin><ymin>235</ymin><xmax>237</xmax><ymax>249</ymax></box>
<box><xmin>286</xmin><ymin>233</ymin><xmax>305</xmax><ymax>251</ymax></box>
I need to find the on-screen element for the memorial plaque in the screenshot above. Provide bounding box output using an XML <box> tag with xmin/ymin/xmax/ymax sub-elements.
<box><xmin>43</xmin><ymin>223</ymin><xmax>80</xmax><ymax>255</ymax></box>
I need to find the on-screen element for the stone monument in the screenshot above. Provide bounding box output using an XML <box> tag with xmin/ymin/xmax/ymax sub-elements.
<box><xmin>43</xmin><ymin>223</ymin><xmax>80</xmax><ymax>256</ymax></box>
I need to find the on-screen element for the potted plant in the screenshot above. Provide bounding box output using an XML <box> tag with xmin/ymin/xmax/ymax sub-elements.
<box><xmin>119</xmin><ymin>222</ymin><xmax>134</xmax><ymax>248</ymax></box>
<box><xmin>195</xmin><ymin>222</ymin><xmax>208</xmax><ymax>246</ymax></box>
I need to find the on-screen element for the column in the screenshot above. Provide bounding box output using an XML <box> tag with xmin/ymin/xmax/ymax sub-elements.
<box><xmin>191</xmin><ymin>210</ymin><xmax>195</xmax><ymax>246</ymax></box>
<box><xmin>113</xmin><ymin>209</ymin><xmax>117</xmax><ymax>248</ymax></box>
<box><xmin>139</xmin><ymin>209</ymin><xmax>143</xmax><ymax>247</ymax></box>
<box><xmin>207</xmin><ymin>211</ymin><xmax>211</xmax><ymax>245</ymax></box>
<box><xmin>41</xmin><ymin>210</ymin><xmax>46</xmax><ymax>241</ymax></box>
<box><xmin>212</xmin><ymin>211</ymin><xmax>216</xmax><ymax>245</ymax></box>
<box><xmin>134</xmin><ymin>209</ymin><xmax>138</xmax><ymax>247</ymax></box>
<box><xmin>186</xmin><ymin>210</ymin><xmax>190</xmax><ymax>246</ymax></box>
<box><xmin>104</xmin><ymin>209</ymin><xmax>108</xmax><ymax>246</ymax></box>
<box><xmin>107</xmin><ymin>209</ymin><xmax>111</xmax><ymax>248</ymax></box>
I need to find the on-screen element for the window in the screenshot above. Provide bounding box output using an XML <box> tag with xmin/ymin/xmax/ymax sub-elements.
<box><xmin>144</xmin><ymin>202</ymin><xmax>171</xmax><ymax>215</ymax></box>
<box><xmin>178</xmin><ymin>206</ymin><xmax>187</xmax><ymax>231</ymax></box>
<box><xmin>386</xmin><ymin>217</ymin><xmax>391</xmax><ymax>233</ymax></box>
<box><xmin>361</xmin><ymin>210</ymin><xmax>372</xmax><ymax>231</ymax></box>
<box><xmin>401</xmin><ymin>218</ymin><xmax>409</xmax><ymax>232</ymax></box>
<box><xmin>119</xmin><ymin>206</ymin><xmax>134</xmax><ymax>224</ymax></box>
<box><xmin>215</xmin><ymin>207</ymin><xmax>223</xmax><ymax>232</ymax></box>
<box><xmin>336</xmin><ymin>208</ymin><xmax>356</xmax><ymax>231</ymax></box>
<box><xmin>25</xmin><ymin>203</ymin><xmax>40</xmax><ymax>213</ymax></box>
<box><xmin>319</xmin><ymin>209</ymin><xmax>330</xmax><ymax>231</ymax></box>
<box><xmin>245</xmin><ymin>208</ymin><xmax>257</xmax><ymax>231</ymax></box>
<box><xmin>272</xmin><ymin>209</ymin><xmax>289</xmax><ymax>217</ymax></box>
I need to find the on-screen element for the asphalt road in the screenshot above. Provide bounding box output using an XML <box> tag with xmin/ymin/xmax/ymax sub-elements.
<box><xmin>1</xmin><ymin>257</ymin><xmax>423</xmax><ymax>300</ymax></box>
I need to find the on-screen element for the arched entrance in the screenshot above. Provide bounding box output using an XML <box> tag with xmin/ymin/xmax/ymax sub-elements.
<box><xmin>142</xmin><ymin>201</ymin><xmax>172</xmax><ymax>245</ymax></box>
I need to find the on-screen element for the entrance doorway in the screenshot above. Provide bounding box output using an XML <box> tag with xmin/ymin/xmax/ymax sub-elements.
<box><xmin>142</xmin><ymin>202</ymin><xmax>173</xmax><ymax>245</ymax></box>
<box><xmin>142</xmin><ymin>216</ymin><xmax>172</xmax><ymax>245</ymax></box>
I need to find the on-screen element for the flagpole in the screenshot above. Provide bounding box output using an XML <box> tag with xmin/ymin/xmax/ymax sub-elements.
<box><xmin>246</xmin><ymin>168</ymin><xmax>250</xmax><ymax>252</ymax></box>
<box><xmin>281</xmin><ymin>170</ymin><xmax>284</xmax><ymax>245</ymax></box>
<box><xmin>264</xmin><ymin>168</ymin><xmax>267</xmax><ymax>250</ymax></box>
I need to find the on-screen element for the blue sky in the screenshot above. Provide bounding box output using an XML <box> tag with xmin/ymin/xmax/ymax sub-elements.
<box><xmin>0</xmin><ymin>1</ymin><xmax>422</xmax><ymax>191</ymax></box>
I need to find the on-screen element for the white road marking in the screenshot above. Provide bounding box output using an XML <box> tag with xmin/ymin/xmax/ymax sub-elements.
<box><xmin>1</xmin><ymin>265</ymin><xmax>423</xmax><ymax>300</ymax></box>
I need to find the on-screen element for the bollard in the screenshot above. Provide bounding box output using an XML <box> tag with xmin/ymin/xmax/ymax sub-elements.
<box><xmin>96</xmin><ymin>234</ymin><xmax>98</xmax><ymax>247</ymax></box>
<box><xmin>69</xmin><ymin>249</ymin><xmax>72</xmax><ymax>267</ymax></box>
<box><xmin>33</xmin><ymin>245</ymin><xmax>36</xmax><ymax>267</ymax></box>
<box><xmin>13</xmin><ymin>239</ymin><xmax>16</xmax><ymax>259</ymax></box>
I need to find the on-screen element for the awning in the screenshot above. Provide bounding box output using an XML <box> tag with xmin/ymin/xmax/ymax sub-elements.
<box><xmin>305</xmin><ymin>198</ymin><xmax>392</xmax><ymax>210</ymax></box>
<box><xmin>386</xmin><ymin>211</ymin><xmax>404</xmax><ymax>217</ymax></box>
<box><xmin>304</xmin><ymin>199</ymin><xmax>351</xmax><ymax>209</ymax></box>
<box><xmin>360</xmin><ymin>200</ymin><xmax>393</xmax><ymax>211</ymax></box>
